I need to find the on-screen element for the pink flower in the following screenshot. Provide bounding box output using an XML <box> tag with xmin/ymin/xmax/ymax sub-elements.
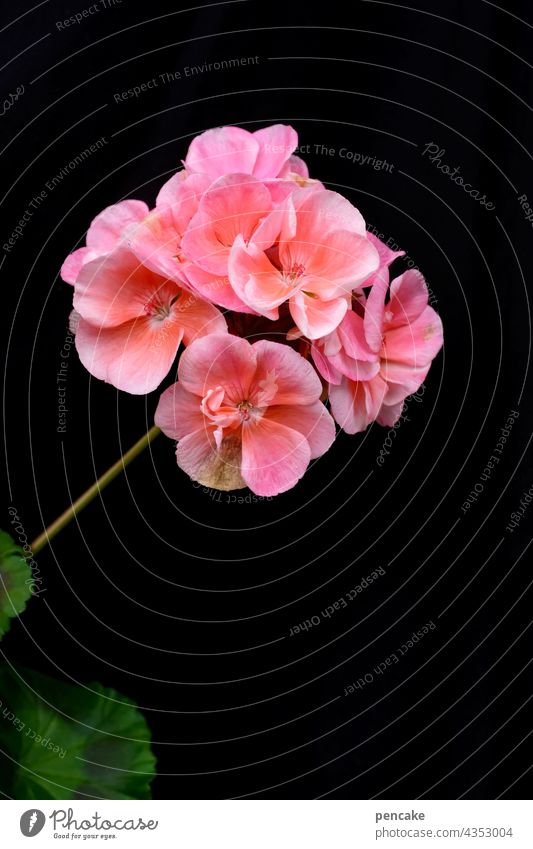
<box><xmin>72</xmin><ymin>245</ymin><xmax>227</xmax><ymax>394</ymax></box>
<box><xmin>155</xmin><ymin>334</ymin><xmax>335</xmax><ymax>495</ymax></box>
<box><xmin>228</xmin><ymin>188</ymin><xmax>380</xmax><ymax>339</ymax></box>
<box><xmin>184</xmin><ymin>124</ymin><xmax>303</xmax><ymax>180</ymax></box>
<box><xmin>60</xmin><ymin>200</ymin><xmax>149</xmax><ymax>284</ymax></box>
<box><xmin>312</xmin><ymin>269</ymin><xmax>443</xmax><ymax>433</ymax></box>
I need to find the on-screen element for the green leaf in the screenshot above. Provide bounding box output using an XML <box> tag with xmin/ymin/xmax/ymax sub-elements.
<box><xmin>0</xmin><ymin>665</ymin><xmax>157</xmax><ymax>799</ymax></box>
<box><xmin>0</xmin><ymin>531</ymin><xmax>32</xmax><ymax>641</ymax></box>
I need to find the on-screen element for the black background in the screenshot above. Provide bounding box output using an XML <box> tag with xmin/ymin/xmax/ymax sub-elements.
<box><xmin>1</xmin><ymin>0</ymin><xmax>532</xmax><ymax>799</ymax></box>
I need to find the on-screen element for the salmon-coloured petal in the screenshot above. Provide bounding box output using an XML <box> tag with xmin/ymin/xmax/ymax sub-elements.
<box><xmin>75</xmin><ymin>313</ymin><xmax>183</xmax><ymax>394</ymax></box>
<box><xmin>155</xmin><ymin>382</ymin><xmax>204</xmax><ymax>440</ymax></box>
<box><xmin>178</xmin><ymin>333</ymin><xmax>257</xmax><ymax>402</ymax></box>
<box><xmin>264</xmin><ymin>401</ymin><xmax>335</xmax><ymax>459</ymax></box>
<box><xmin>86</xmin><ymin>200</ymin><xmax>149</xmax><ymax>252</ymax></box>
<box><xmin>289</xmin><ymin>291</ymin><xmax>348</xmax><ymax>340</ymax></box>
<box><xmin>307</xmin><ymin>230</ymin><xmax>380</xmax><ymax>291</ymax></box>
<box><xmin>185</xmin><ymin>126</ymin><xmax>259</xmax><ymax>177</ymax></box>
<box><xmin>74</xmin><ymin>246</ymin><xmax>179</xmax><ymax>328</ymax></box>
<box><xmin>60</xmin><ymin>247</ymin><xmax>99</xmax><ymax>285</ymax></box>
<box><xmin>252</xmin><ymin>124</ymin><xmax>298</xmax><ymax>178</ymax></box>
<box><xmin>241</xmin><ymin>416</ymin><xmax>311</xmax><ymax>496</ymax></box>
<box><xmin>251</xmin><ymin>339</ymin><xmax>323</xmax><ymax>405</ymax></box>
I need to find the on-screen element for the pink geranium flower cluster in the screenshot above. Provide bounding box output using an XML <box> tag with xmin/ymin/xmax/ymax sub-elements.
<box><xmin>62</xmin><ymin>124</ymin><xmax>443</xmax><ymax>496</ymax></box>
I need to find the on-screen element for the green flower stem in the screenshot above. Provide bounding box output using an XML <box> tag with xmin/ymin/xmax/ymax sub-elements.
<box><xmin>31</xmin><ymin>426</ymin><xmax>161</xmax><ymax>555</ymax></box>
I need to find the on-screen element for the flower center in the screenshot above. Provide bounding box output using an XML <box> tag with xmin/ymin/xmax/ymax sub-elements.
<box><xmin>144</xmin><ymin>292</ymin><xmax>180</xmax><ymax>320</ymax></box>
<box><xmin>286</xmin><ymin>262</ymin><xmax>305</xmax><ymax>284</ymax></box>
<box><xmin>237</xmin><ymin>400</ymin><xmax>253</xmax><ymax>422</ymax></box>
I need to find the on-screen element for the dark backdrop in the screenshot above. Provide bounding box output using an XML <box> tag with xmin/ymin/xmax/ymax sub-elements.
<box><xmin>1</xmin><ymin>0</ymin><xmax>532</xmax><ymax>799</ymax></box>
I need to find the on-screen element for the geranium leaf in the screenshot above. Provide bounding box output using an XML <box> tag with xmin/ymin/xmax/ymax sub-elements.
<box><xmin>0</xmin><ymin>665</ymin><xmax>156</xmax><ymax>799</ymax></box>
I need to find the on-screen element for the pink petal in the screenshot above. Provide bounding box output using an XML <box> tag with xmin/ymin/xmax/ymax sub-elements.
<box><xmin>329</xmin><ymin>349</ymin><xmax>380</xmax><ymax>382</ymax></box>
<box><xmin>329</xmin><ymin>377</ymin><xmax>369</xmax><ymax>434</ymax></box>
<box><xmin>264</xmin><ymin>401</ymin><xmax>335</xmax><ymax>459</ymax></box>
<box><xmin>363</xmin><ymin>266</ymin><xmax>389</xmax><ymax>353</ymax></box>
<box><xmin>328</xmin><ymin>374</ymin><xmax>388</xmax><ymax>434</ymax></box>
<box><xmin>176</xmin><ymin>427</ymin><xmax>217</xmax><ymax>479</ymax></box>
<box><xmin>277</xmin><ymin>154</ymin><xmax>310</xmax><ymax>179</ymax></box>
<box><xmin>386</xmin><ymin>269</ymin><xmax>433</xmax><ymax>327</ymax></box>
<box><xmin>173</xmin><ymin>291</ymin><xmax>227</xmax><ymax>344</ymax></box>
<box><xmin>251</xmin><ymin>339</ymin><xmax>323</xmax><ymax>405</ymax></box>
<box><xmin>241</xmin><ymin>416</ymin><xmax>311</xmax><ymax>496</ymax></box>
<box><xmin>252</xmin><ymin>124</ymin><xmax>298</xmax><ymax>178</ymax></box>
<box><xmin>86</xmin><ymin>200</ymin><xmax>149</xmax><ymax>252</ymax></box>
<box><xmin>228</xmin><ymin>236</ymin><xmax>286</xmax><ymax>316</ymax></box>
<box><xmin>178</xmin><ymin>333</ymin><xmax>257</xmax><ymax>403</ymax></box>
<box><xmin>363</xmin><ymin>374</ymin><xmax>389</xmax><ymax>421</ymax></box>
<box><xmin>182</xmin><ymin>174</ymin><xmax>273</xmax><ymax>276</ymax></box>
<box><xmin>292</xmin><ymin>188</ymin><xmax>367</xmax><ymax>239</ymax></box>
<box><xmin>128</xmin><ymin>174</ymin><xmax>212</xmax><ymax>284</ymax></box>
<box><xmin>311</xmin><ymin>344</ymin><xmax>343</xmax><ymax>385</ymax></box>
<box><xmin>185</xmin><ymin>263</ymin><xmax>256</xmax><ymax>313</ymax></box>
<box><xmin>74</xmin><ymin>246</ymin><xmax>177</xmax><ymax>328</ymax></box>
<box><xmin>155</xmin><ymin>169</ymin><xmax>188</xmax><ymax>207</ymax></box>
<box><xmin>289</xmin><ymin>291</ymin><xmax>348</xmax><ymax>340</ymax></box>
<box><xmin>366</xmin><ymin>231</ymin><xmax>404</xmax><ymax>272</ymax></box>
<box><xmin>60</xmin><ymin>247</ymin><xmax>99</xmax><ymax>285</ymax></box>
<box><xmin>185</xmin><ymin>126</ymin><xmax>259</xmax><ymax>177</ymax></box>
<box><xmin>155</xmin><ymin>382</ymin><xmax>204</xmax><ymax>439</ymax></box>
<box><xmin>75</xmin><ymin>313</ymin><xmax>183</xmax><ymax>394</ymax></box>
<box><xmin>126</xmin><ymin>206</ymin><xmax>190</xmax><ymax>285</ymax></box>
<box><xmin>337</xmin><ymin>309</ymin><xmax>376</xmax><ymax>361</ymax></box>
<box><xmin>382</xmin><ymin>305</ymin><xmax>444</xmax><ymax>371</ymax></box>
<box><xmin>377</xmin><ymin>400</ymin><xmax>405</xmax><ymax>427</ymax></box>
<box><xmin>176</xmin><ymin>428</ymin><xmax>245</xmax><ymax>491</ymax></box>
